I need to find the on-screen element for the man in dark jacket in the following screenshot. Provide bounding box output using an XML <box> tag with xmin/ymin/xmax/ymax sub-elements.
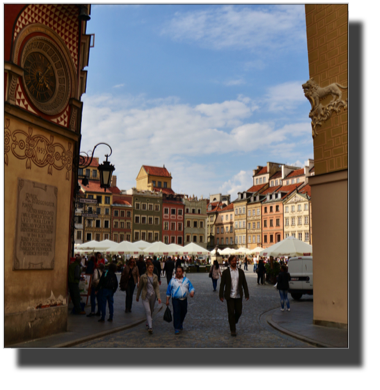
<box><xmin>68</xmin><ymin>255</ymin><xmax>85</xmax><ymax>314</ymax></box>
<box><xmin>257</xmin><ymin>259</ymin><xmax>266</xmax><ymax>285</ymax></box>
<box><xmin>97</xmin><ymin>263</ymin><xmax>118</xmax><ymax>322</ymax></box>
<box><xmin>152</xmin><ymin>256</ymin><xmax>161</xmax><ymax>284</ymax></box>
<box><xmin>137</xmin><ymin>256</ymin><xmax>146</xmax><ymax>278</ymax></box>
<box><xmin>164</xmin><ymin>257</ymin><xmax>175</xmax><ymax>285</ymax></box>
<box><xmin>219</xmin><ymin>255</ymin><xmax>249</xmax><ymax>336</ymax></box>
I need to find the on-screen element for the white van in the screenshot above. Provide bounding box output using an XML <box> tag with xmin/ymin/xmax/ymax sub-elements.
<box><xmin>288</xmin><ymin>256</ymin><xmax>313</xmax><ymax>300</ymax></box>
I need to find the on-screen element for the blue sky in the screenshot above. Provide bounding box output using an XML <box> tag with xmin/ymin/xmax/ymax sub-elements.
<box><xmin>81</xmin><ymin>4</ymin><xmax>313</xmax><ymax>198</ymax></box>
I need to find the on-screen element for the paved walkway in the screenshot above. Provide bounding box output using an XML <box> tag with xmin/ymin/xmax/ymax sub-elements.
<box><xmin>9</xmin><ymin>267</ymin><xmax>347</xmax><ymax>348</ymax></box>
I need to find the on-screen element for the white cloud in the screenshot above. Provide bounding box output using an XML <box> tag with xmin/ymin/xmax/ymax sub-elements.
<box><xmin>224</xmin><ymin>79</ymin><xmax>246</xmax><ymax>86</ymax></box>
<box><xmin>113</xmin><ymin>84</ymin><xmax>125</xmax><ymax>88</ymax></box>
<box><xmin>81</xmin><ymin>92</ymin><xmax>311</xmax><ymax>196</ymax></box>
<box><xmin>219</xmin><ymin>170</ymin><xmax>253</xmax><ymax>197</ymax></box>
<box><xmin>265</xmin><ymin>81</ymin><xmax>307</xmax><ymax>112</ymax></box>
<box><xmin>161</xmin><ymin>5</ymin><xmax>306</xmax><ymax>52</ymax></box>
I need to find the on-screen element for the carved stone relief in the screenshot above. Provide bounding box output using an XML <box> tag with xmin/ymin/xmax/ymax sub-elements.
<box><xmin>302</xmin><ymin>78</ymin><xmax>348</xmax><ymax>138</ymax></box>
<box><xmin>4</xmin><ymin>118</ymin><xmax>72</xmax><ymax>180</ymax></box>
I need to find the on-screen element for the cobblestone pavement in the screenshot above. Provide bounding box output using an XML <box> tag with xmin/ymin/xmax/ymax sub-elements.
<box><xmin>75</xmin><ymin>267</ymin><xmax>315</xmax><ymax>348</ymax></box>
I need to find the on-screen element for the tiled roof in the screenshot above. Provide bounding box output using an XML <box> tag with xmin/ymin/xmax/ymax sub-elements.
<box><xmin>256</xmin><ymin>166</ymin><xmax>267</xmax><ymax>176</ymax></box>
<box><xmin>299</xmin><ymin>184</ymin><xmax>311</xmax><ymax>197</ymax></box>
<box><xmin>112</xmin><ymin>199</ymin><xmax>131</xmax><ymax>206</ymax></box>
<box><xmin>270</xmin><ymin>171</ymin><xmax>282</xmax><ymax>180</ymax></box>
<box><xmin>81</xmin><ymin>179</ymin><xmax>112</xmax><ymax>194</ymax></box>
<box><xmin>246</xmin><ymin>183</ymin><xmax>266</xmax><ymax>193</ymax></box>
<box><xmin>309</xmin><ymin>166</ymin><xmax>315</xmax><ymax>172</ymax></box>
<box><xmin>108</xmin><ymin>186</ymin><xmax>121</xmax><ymax>194</ymax></box>
<box><xmin>80</xmin><ymin>157</ymin><xmax>99</xmax><ymax>168</ymax></box>
<box><xmin>143</xmin><ymin>165</ymin><xmax>171</xmax><ymax>178</ymax></box>
<box><xmin>286</xmin><ymin>168</ymin><xmax>304</xmax><ymax>178</ymax></box>
<box><xmin>278</xmin><ymin>183</ymin><xmax>302</xmax><ymax>199</ymax></box>
<box><xmin>153</xmin><ymin>187</ymin><xmax>175</xmax><ymax>195</ymax></box>
<box><xmin>207</xmin><ymin>201</ymin><xmax>222</xmax><ymax>213</ymax></box>
<box><xmin>219</xmin><ymin>203</ymin><xmax>234</xmax><ymax>212</ymax></box>
<box><xmin>261</xmin><ymin>185</ymin><xmax>281</xmax><ymax>195</ymax></box>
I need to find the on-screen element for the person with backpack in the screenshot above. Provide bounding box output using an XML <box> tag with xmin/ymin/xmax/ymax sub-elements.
<box><xmin>97</xmin><ymin>263</ymin><xmax>118</xmax><ymax>322</ymax></box>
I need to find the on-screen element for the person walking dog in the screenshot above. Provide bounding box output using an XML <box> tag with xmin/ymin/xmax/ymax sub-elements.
<box><xmin>219</xmin><ymin>255</ymin><xmax>249</xmax><ymax>337</ymax></box>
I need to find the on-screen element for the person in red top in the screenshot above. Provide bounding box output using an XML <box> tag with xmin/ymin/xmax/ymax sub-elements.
<box><xmin>96</xmin><ymin>252</ymin><xmax>105</xmax><ymax>265</ymax></box>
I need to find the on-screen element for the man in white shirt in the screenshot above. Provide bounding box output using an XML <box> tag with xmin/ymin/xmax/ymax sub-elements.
<box><xmin>219</xmin><ymin>256</ymin><xmax>249</xmax><ymax>336</ymax></box>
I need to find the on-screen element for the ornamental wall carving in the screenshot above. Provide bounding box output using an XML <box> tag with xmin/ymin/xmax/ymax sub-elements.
<box><xmin>302</xmin><ymin>78</ymin><xmax>348</xmax><ymax>138</ymax></box>
<box><xmin>4</xmin><ymin>117</ymin><xmax>72</xmax><ymax>180</ymax></box>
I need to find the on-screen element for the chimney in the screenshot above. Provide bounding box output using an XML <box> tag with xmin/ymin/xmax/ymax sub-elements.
<box><xmin>111</xmin><ymin>175</ymin><xmax>117</xmax><ymax>187</ymax></box>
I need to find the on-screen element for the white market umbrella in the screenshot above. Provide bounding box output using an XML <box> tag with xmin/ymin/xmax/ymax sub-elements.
<box><xmin>219</xmin><ymin>247</ymin><xmax>233</xmax><ymax>255</ymax></box>
<box><xmin>259</xmin><ymin>236</ymin><xmax>312</xmax><ymax>258</ymax></box>
<box><xmin>180</xmin><ymin>243</ymin><xmax>210</xmax><ymax>256</ymax></box>
<box><xmin>134</xmin><ymin>240</ymin><xmax>151</xmax><ymax>250</ymax></box>
<box><xmin>78</xmin><ymin>239</ymin><xmax>116</xmax><ymax>251</ymax></box>
<box><xmin>210</xmin><ymin>248</ymin><xmax>217</xmax><ymax>255</ymax></box>
<box><xmin>250</xmin><ymin>246</ymin><xmax>264</xmax><ymax>254</ymax></box>
<box><xmin>111</xmin><ymin>241</ymin><xmax>144</xmax><ymax>256</ymax></box>
<box><xmin>143</xmin><ymin>241</ymin><xmax>172</xmax><ymax>256</ymax></box>
<box><xmin>76</xmin><ymin>240</ymin><xmax>98</xmax><ymax>250</ymax></box>
<box><xmin>167</xmin><ymin>243</ymin><xmax>185</xmax><ymax>255</ymax></box>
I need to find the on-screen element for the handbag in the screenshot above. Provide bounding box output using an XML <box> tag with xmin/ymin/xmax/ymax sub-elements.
<box><xmin>208</xmin><ymin>266</ymin><xmax>213</xmax><ymax>278</ymax></box>
<box><xmin>163</xmin><ymin>306</ymin><xmax>172</xmax><ymax>323</ymax></box>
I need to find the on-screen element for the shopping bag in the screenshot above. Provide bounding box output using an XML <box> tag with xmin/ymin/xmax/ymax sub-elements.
<box><xmin>163</xmin><ymin>306</ymin><xmax>172</xmax><ymax>323</ymax></box>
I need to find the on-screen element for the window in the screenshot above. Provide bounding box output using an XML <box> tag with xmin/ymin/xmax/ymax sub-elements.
<box><xmin>105</xmin><ymin>196</ymin><xmax>110</xmax><ymax>205</ymax></box>
<box><xmin>291</xmin><ymin>205</ymin><xmax>295</xmax><ymax>212</ymax></box>
<box><xmin>304</xmin><ymin>203</ymin><xmax>308</xmax><ymax>211</ymax></box>
<box><xmin>259</xmin><ymin>178</ymin><xmax>262</xmax><ymax>184</ymax></box>
<box><xmin>141</xmin><ymin>216</ymin><xmax>146</xmax><ymax>224</ymax></box>
<box><xmin>239</xmin><ymin>221</ymin><xmax>242</xmax><ymax>228</ymax></box>
<box><xmin>141</xmin><ymin>232</ymin><xmax>146</xmax><ymax>240</ymax></box>
<box><xmin>264</xmin><ymin>235</ymin><xmax>267</xmax><ymax>243</ymax></box>
<box><xmin>148</xmin><ymin>232</ymin><xmax>153</xmax><ymax>242</ymax></box>
<box><xmin>134</xmin><ymin>231</ymin><xmax>140</xmax><ymax>240</ymax></box>
<box><xmin>243</xmin><ymin>207</ymin><xmax>246</xmax><ymax>213</ymax></box>
<box><xmin>264</xmin><ymin>207</ymin><xmax>267</xmax><ymax>213</ymax></box>
<box><xmin>235</xmin><ymin>236</ymin><xmax>238</xmax><ymax>244</ymax></box>
<box><xmin>305</xmin><ymin>216</ymin><xmax>309</xmax><ymax>224</ymax></box>
<box><xmin>178</xmin><ymin>223</ymin><xmax>183</xmax><ymax>231</ymax></box>
<box><xmin>264</xmin><ymin>220</ymin><xmax>267</xmax><ymax>228</ymax></box>
<box><xmin>248</xmin><ymin>223</ymin><xmax>251</xmax><ymax>229</ymax></box>
<box><xmin>155</xmin><ymin>205</ymin><xmax>160</xmax><ymax>211</ymax></box>
<box><xmin>198</xmin><ymin>209</ymin><xmax>201</xmax><ymax>214</ymax></box>
<box><xmin>120</xmin><ymin>222</ymin><xmax>124</xmax><ymax>228</ymax></box>
<box><xmin>87</xmin><ymin>220</ymin><xmax>92</xmax><ymax>228</ymax></box>
<box><xmin>114</xmin><ymin>210</ymin><xmax>119</xmax><ymax>217</ymax></box>
<box><xmin>291</xmin><ymin>179</ymin><xmax>295</xmax><ymax>184</ymax></box>
<box><xmin>276</xmin><ymin>219</ymin><xmax>280</xmax><ymax>227</ymax></box>
<box><xmin>286</xmin><ymin>233</ymin><xmax>290</xmax><ymax>238</ymax></box>
<box><xmin>96</xmin><ymin>195</ymin><xmax>102</xmax><ymax>204</ymax></box>
<box><xmin>200</xmin><ymin>221</ymin><xmax>204</xmax><ymax>228</ymax></box>
<box><xmin>142</xmin><ymin>203</ymin><xmax>147</xmax><ymax>211</ymax></box>
<box><xmin>239</xmin><ymin>208</ymin><xmax>242</xmax><ymax>214</ymax></box>
<box><xmin>221</xmin><ymin>216</ymin><xmax>224</xmax><ymax>222</ymax></box>
<box><xmin>276</xmin><ymin>205</ymin><xmax>280</xmax><ymax>212</ymax></box>
<box><xmin>193</xmin><ymin>221</ymin><xmax>198</xmax><ymax>228</ymax></box>
<box><xmin>135</xmin><ymin>203</ymin><xmax>140</xmax><ymax>210</ymax></box>
<box><xmin>88</xmin><ymin>206</ymin><xmax>93</xmax><ymax>214</ymax></box>
<box><xmin>178</xmin><ymin>209</ymin><xmax>183</xmax><ymax>216</ymax></box>
<box><xmin>78</xmin><ymin>168</ymin><xmax>83</xmax><ymax>176</ymax></box>
<box><xmin>238</xmin><ymin>236</ymin><xmax>241</xmax><ymax>244</ymax></box>
<box><xmin>148</xmin><ymin>217</ymin><xmax>153</xmax><ymax>225</ymax></box>
<box><xmin>127</xmin><ymin>211</ymin><xmax>131</xmax><ymax>217</ymax></box>
<box><xmin>217</xmin><ymin>227</ymin><xmax>219</xmax><ymax>234</ymax></box>
<box><xmin>148</xmin><ymin>204</ymin><xmax>153</xmax><ymax>211</ymax></box>
<box><xmin>285</xmin><ymin>206</ymin><xmax>289</xmax><ymax>213</ymax></box>
<box><xmin>305</xmin><ymin>232</ymin><xmax>309</xmax><ymax>242</ymax></box>
<box><xmin>270</xmin><ymin>206</ymin><xmax>273</xmax><ymax>213</ymax></box>
<box><xmin>230</xmin><ymin>214</ymin><xmax>233</xmax><ymax>220</ymax></box>
<box><xmin>155</xmin><ymin>217</ymin><xmax>159</xmax><ymax>225</ymax></box>
<box><xmin>221</xmin><ymin>238</ymin><xmax>224</xmax><ymax>245</ymax></box>
<box><xmin>298</xmin><ymin>233</ymin><xmax>303</xmax><ymax>241</ymax></box>
<box><xmin>271</xmin><ymin>181</ymin><xmax>274</xmax><ymax>187</ymax></box>
<box><xmin>164</xmin><ymin>208</ymin><xmax>169</xmax><ymax>215</ymax></box>
<box><xmin>105</xmin><ymin>208</ymin><xmax>110</xmax><ymax>215</ymax></box>
<box><xmin>114</xmin><ymin>234</ymin><xmax>118</xmax><ymax>242</ymax></box>
<box><xmin>243</xmin><ymin>221</ymin><xmax>246</xmax><ymax>228</ymax></box>
<box><xmin>178</xmin><ymin>236</ymin><xmax>183</xmax><ymax>245</ymax></box>
<box><xmin>235</xmin><ymin>208</ymin><xmax>238</xmax><ymax>215</ymax></box>
<box><xmin>85</xmin><ymin>169</ymin><xmax>90</xmax><ymax>177</ymax></box>
<box><xmin>257</xmin><ymin>222</ymin><xmax>260</xmax><ymax>229</ymax></box>
<box><xmin>154</xmin><ymin>232</ymin><xmax>159</xmax><ymax>241</ymax></box>
<box><xmin>171</xmin><ymin>222</ymin><xmax>176</xmax><ymax>231</ymax></box>
<box><xmin>252</xmin><ymin>222</ymin><xmax>256</xmax><ymax>229</ymax></box>
<box><xmin>270</xmin><ymin>235</ymin><xmax>273</xmax><ymax>243</ymax></box>
<box><xmin>135</xmin><ymin>216</ymin><xmax>140</xmax><ymax>224</ymax></box>
<box><xmin>217</xmin><ymin>238</ymin><xmax>219</xmax><ymax>245</ymax></box>
<box><xmin>96</xmin><ymin>233</ymin><xmax>101</xmax><ymax>241</ymax></box>
<box><xmin>270</xmin><ymin>219</ymin><xmax>273</xmax><ymax>227</ymax></box>
<box><xmin>257</xmin><ymin>209</ymin><xmax>260</xmax><ymax>215</ymax></box>
<box><xmin>291</xmin><ymin>217</ymin><xmax>295</xmax><ymax>226</ymax></box>
<box><xmin>96</xmin><ymin>219</ymin><xmax>101</xmax><ymax>228</ymax></box>
<box><xmin>171</xmin><ymin>208</ymin><xmax>176</xmax><ymax>215</ymax></box>
<box><xmin>248</xmin><ymin>235</ymin><xmax>251</xmax><ymax>243</ymax></box>
<box><xmin>298</xmin><ymin>204</ymin><xmax>302</xmax><ymax>211</ymax></box>
<box><xmin>164</xmin><ymin>222</ymin><xmax>169</xmax><ymax>230</ymax></box>
<box><xmin>187</xmin><ymin>220</ymin><xmax>191</xmax><ymax>228</ymax></box>
<box><xmin>164</xmin><ymin>235</ymin><xmax>169</xmax><ymax>244</ymax></box>
<box><xmin>298</xmin><ymin>217</ymin><xmax>302</xmax><ymax>225</ymax></box>
<box><xmin>76</xmin><ymin>230</ymin><xmax>82</xmax><ymax>239</ymax></box>
<box><xmin>192</xmin><ymin>209</ymin><xmax>195</xmax><ymax>214</ymax></box>
<box><xmin>200</xmin><ymin>236</ymin><xmax>203</xmax><ymax>243</ymax></box>
<box><xmin>152</xmin><ymin>181</ymin><xmax>156</xmax><ymax>187</ymax></box>
<box><xmin>226</xmin><ymin>226</ymin><xmax>229</xmax><ymax>233</ymax></box>
<box><xmin>252</xmin><ymin>235</ymin><xmax>256</xmax><ymax>243</ymax></box>
<box><xmin>247</xmin><ymin>210</ymin><xmax>250</xmax><ymax>217</ymax></box>
<box><xmin>230</xmin><ymin>238</ymin><xmax>233</xmax><ymax>245</ymax></box>
<box><xmin>297</xmin><ymin>178</ymin><xmax>300</xmax><ymax>183</ymax></box>
<box><xmin>126</xmin><ymin>234</ymin><xmax>131</xmax><ymax>241</ymax></box>
<box><xmin>96</xmin><ymin>207</ymin><xmax>101</xmax><ymax>215</ymax></box>
<box><xmin>230</xmin><ymin>226</ymin><xmax>233</xmax><ymax>232</ymax></box>
<box><xmin>285</xmin><ymin>218</ymin><xmax>289</xmax><ymax>226</ymax></box>
<box><xmin>186</xmin><ymin>235</ymin><xmax>190</xmax><ymax>242</ymax></box>
<box><xmin>127</xmin><ymin>222</ymin><xmax>131</xmax><ymax>229</ymax></box>
<box><xmin>235</xmin><ymin>222</ymin><xmax>238</xmax><ymax>229</ymax></box>
<box><xmin>120</xmin><ymin>211</ymin><xmax>125</xmax><ymax>217</ymax></box>
<box><xmin>158</xmin><ymin>181</ymin><xmax>162</xmax><ymax>187</ymax></box>
<box><xmin>193</xmin><ymin>235</ymin><xmax>197</xmax><ymax>243</ymax></box>
<box><xmin>164</xmin><ymin>182</ymin><xmax>167</xmax><ymax>188</ymax></box>
<box><xmin>114</xmin><ymin>221</ymin><xmax>119</xmax><ymax>228</ymax></box>
<box><xmin>257</xmin><ymin>235</ymin><xmax>261</xmax><ymax>243</ymax></box>
<box><xmin>275</xmin><ymin>180</ymin><xmax>278</xmax><ymax>186</ymax></box>
<box><xmin>104</xmin><ymin>220</ymin><xmax>109</xmax><ymax>228</ymax></box>
<box><xmin>186</xmin><ymin>208</ymin><xmax>190</xmax><ymax>213</ymax></box>
<box><xmin>287</xmin><ymin>180</ymin><xmax>290</xmax><ymax>185</ymax></box>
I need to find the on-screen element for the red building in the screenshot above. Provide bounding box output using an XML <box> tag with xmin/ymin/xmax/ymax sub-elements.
<box><xmin>162</xmin><ymin>193</ymin><xmax>185</xmax><ymax>245</ymax></box>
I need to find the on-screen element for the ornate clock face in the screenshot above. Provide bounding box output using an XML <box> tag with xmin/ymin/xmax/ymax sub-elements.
<box><xmin>21</xmin><ymin>37</ymin><xmax>70</xmax><ymax>116</ymax></box>
<box><xmin>24</xmin><ymin>52</ymin><xmax>57</xmax><ymax>103</ymax></box>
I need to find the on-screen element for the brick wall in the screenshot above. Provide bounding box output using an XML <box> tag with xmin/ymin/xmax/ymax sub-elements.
<box><xmin>305</xmin><ymin>4</ymin><xmax>348</xmax><ymax>176</ymax></box>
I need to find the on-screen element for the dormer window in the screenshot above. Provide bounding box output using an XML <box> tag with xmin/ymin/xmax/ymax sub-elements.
<box><xmin>275</xmin><ymin>180</ymin><xmax>278</xmax><ymax>186</ymax></box>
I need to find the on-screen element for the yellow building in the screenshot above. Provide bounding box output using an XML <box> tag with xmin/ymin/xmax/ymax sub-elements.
<box><xmin>305</xmin><ymin>4</ymin><xmax>348</xmax><ymax>328</ymax></box>
<box><xmin>4</xmin><ymin>4</ymin><xmax>92</xmax><ymax>345</ymax></box>
<box><xmin>247</xmin><ymin>192</ymin><xmax>266</xmax><ymax>249</ymax></box>
<box><xmin>136</xmin><ymin>165</ymin><xmax>173</xmax><ymax>193</ymax></box>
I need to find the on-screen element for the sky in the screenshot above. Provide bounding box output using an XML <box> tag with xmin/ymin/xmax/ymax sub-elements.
<box><xmin>81</xmin><ymin>4</ymin><xmax>313</xmax><ymax>198</ymax></box>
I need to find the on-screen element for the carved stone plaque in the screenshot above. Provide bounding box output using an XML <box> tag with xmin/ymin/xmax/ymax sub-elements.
<box><xmin>14</xmin><ymin>178</ymin><xmax>57</xmax><ymax>270</ymax></box>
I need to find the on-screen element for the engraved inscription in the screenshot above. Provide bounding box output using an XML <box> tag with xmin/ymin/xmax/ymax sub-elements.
<box><xmin>14</xmin><ymin>179</ymin><xmax>57</xmax><ymax>270</ymax></box>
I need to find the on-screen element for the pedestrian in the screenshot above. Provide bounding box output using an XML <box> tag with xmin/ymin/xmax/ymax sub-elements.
<box><xmin>164</xmin><ymin>256</ymin><xmax>175</xmax><ymax>285</ymax></box>
<box><xmin>68</xmin><ymin>255</ymin><xmax>85</xmax><ymax>314</ymax></box>
<box><xmin>244</xmin><ymin>257</ymin><xmax>248</xmax><ymax>271</ymax></box>
<box><xmin>176</xmin><ymin>256</ymin><xmax>182</xmax><ymax>270</ymax></box>
<box><xmin>137</xmin><ymin>255</ymin><xmax>146</xmax><ymax>277</ymax></box>
<box><xmin>276</xmin><ymin>265</ymin><xmax>291</xmax><ymax>312</ymax></box>
<box><xmin>120</xmin><ymin>258</ymin><xmax>140</xmax><ymax>313</ymax></box>
<box><xmin>152</xmin><ymin>256</ymin><xmax>162</xmax><ymax>285</ymax></box>
<box><xmin>97</xmin><ymin>263</ymin><xmax>118</xmax><ymax>322</ymax></box>
<box><xmin>87</xmin><ymin>261</ymin><xmax>104</xmax><ymax>317</ymax></box>
<box><xmin>161</xmin><ymin>258</ymin><xmax>165</xmax><ymax>277</ymax></box>
<box><xmin>96</xmin><ymin>252</ymin><xmax>105</xmax><ymax>265</ymax></box>
<box><xmin>257</xmin><ymin>259</ymin><xmax>266</xmax><ymax>285</ymax></box>
<box><xmin>136</xmin><ymin>262</ymin><xmax>162</xmax><ymax>334</ymax></box>
<box><xmin>166</xmin><ymin>266</ymin><xmax>195</xmax><ymax>335</ymax></box>
<box><xmin>85</xmin><ymin>255</ymin><xmax>96</xmax><ymax>275</ymax></box>
<box><xmin>219</xmin><ymin>255</ymin><xmax>249</xmax><ymax>337</ymax></box>
<box><xmin>210</xmin><ymin>260</ymin><xmax>222</xmax><ymax>292</ymax></box>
